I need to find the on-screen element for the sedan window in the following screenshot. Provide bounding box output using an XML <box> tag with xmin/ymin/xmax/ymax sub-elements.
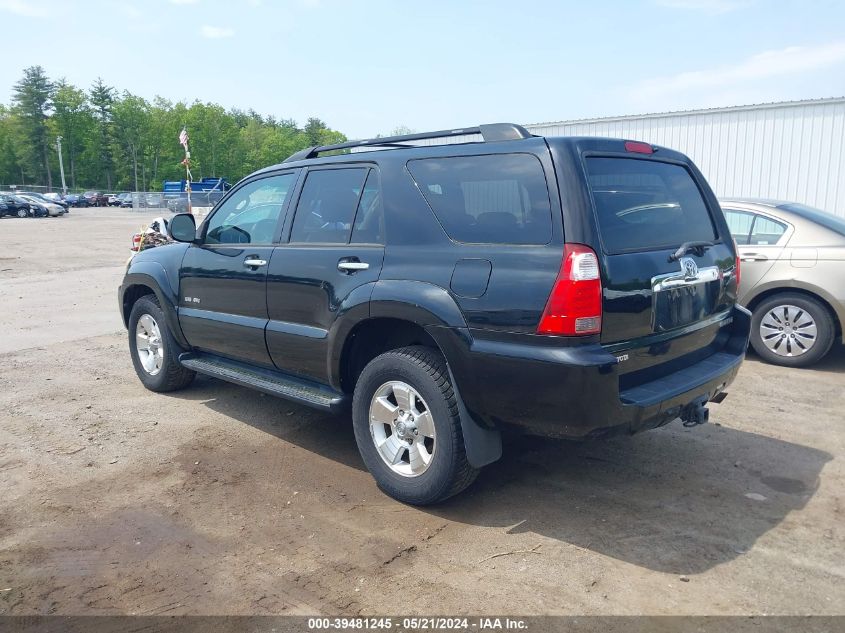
<box><xmin>749</xmin><ymin>215</ymin><xmax>787</xmax><ymax>246</ymax></box>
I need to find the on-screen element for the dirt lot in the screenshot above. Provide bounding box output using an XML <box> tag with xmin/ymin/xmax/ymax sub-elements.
<box><xmin>0</xmin><ymin>209</ymin><xmax>843</xmax><ymax>616</ymax></box>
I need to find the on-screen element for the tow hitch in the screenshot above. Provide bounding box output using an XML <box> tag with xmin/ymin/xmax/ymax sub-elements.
<box><xmin>681</xmin><ymin>396</ymin><xmax>710</xmax><ymax>427</ymax></box>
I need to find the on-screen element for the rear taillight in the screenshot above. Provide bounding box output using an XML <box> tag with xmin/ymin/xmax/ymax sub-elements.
<box><xmin>735</xmin><ymin>253</ymin><xmax>741</xmax><ymax>289</ymax></box>
<box><xmin>537</xmin><ymin>244</ymin><xmax>602</xmax><ymax>336</ymax></box>
<box><xmin>131</xmin><ymin>233</ymin><xmax>141</xmax><ymax>252</ymax></box>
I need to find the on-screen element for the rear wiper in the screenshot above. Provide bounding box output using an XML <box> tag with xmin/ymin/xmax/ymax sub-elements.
<box><xmin>668</xmin><ymin>241</ymin><xmax>714</xmax><ymax>262</ymax></box>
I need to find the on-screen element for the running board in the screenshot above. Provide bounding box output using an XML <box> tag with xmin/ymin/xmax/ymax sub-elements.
<box><xmin>179</xmin><ymin>353</ymin><xmax>348</xmax><ymax>413</ymax></box>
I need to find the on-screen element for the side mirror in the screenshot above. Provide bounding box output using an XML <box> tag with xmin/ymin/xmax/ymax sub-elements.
<box><xmin>170</xmin><ymin>213</ymin><xmax>197</xmax><ymax>243</ymax></box>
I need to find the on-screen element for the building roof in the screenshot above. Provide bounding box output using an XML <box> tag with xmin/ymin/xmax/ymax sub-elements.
<box><xmin>527</xmin><ymin>97</ymin><xmax>845</xmax><ymax>128</ymax></box>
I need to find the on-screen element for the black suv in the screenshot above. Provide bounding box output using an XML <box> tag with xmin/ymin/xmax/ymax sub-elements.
<box><xmin>119</xmin><ymin>124</ymin><xmax>750</xmax><ymax>504</ymax></box>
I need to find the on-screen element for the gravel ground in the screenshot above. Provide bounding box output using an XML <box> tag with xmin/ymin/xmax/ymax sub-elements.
<box><xmin>0</xmin><ymin>209</ymin><xmax>843</xmax><ymax>616</ymax></box>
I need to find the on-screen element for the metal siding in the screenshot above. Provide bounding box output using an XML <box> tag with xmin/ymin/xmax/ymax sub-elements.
<box><xmin>526</xmin><ymin>98</ymin><xmax>845</xmax><ymax>217</ymax></box>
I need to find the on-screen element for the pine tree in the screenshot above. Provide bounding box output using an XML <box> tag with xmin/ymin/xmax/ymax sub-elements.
<box><xmin>89</xmin><ymin>77</ymin><xmax>116</xmax><ymax>190</ymax></box>
<box><xmin>12</xmin><ymin>66</ymin><xmax>54</xmax><ymax>188</ymax></box>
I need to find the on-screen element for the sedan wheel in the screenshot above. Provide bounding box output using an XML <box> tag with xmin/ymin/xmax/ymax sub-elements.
<box><xmin>750</xmin><ymin>293</ymin><xmax>835</xmax><ymax>367</ymax></box>
<box><xmin>17</xmin><ymin>208</ymin><xmax>27</xmax><ymax>218</ymax></box>
<box><xmin>759</xmin><ymin>304</ymin><xmax>817</xmax><ymax>358</ymax></box>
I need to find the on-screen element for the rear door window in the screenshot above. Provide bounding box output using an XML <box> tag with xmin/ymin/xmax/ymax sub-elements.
<box><xmin>585</xmin><ymin>158</ymin><xmax>718</xmax><ymax>254</ymax></box>
<box><xmin>290</xmin><ymin>168</ymin><xmax>368</xmax><ymax>243</ymax></box>
<box><xmin>407</xmin><ymin>154</ymin><xmax>552</xmax><ymax>245</ymax></box>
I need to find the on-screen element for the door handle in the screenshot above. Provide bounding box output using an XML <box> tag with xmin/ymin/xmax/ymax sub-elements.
<box><xmin>338</xmin><ymin>260</ymin><xmax>369</xmax><ymax>272</ymax></box>
<box><xmin>243</xmin><ymin>257</ymin><xmax>267</xmax><ymax>267</ymax></box>
<box><xmin>741</xmin><ymin>254</ymin><xmax>768</xmax><ymax>262</ymax></box>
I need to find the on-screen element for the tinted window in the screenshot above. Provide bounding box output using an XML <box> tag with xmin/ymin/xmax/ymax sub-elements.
<box><xmin>205</xmin><ymin>173</ymin><xmax>295</xmax><ymax>245</ymax></box>
<box><xmin>407</xmin><ymin>154</ymin><xmax>552</xmax><ymax>245</ymax></box>
<box><xmin>290</xmin><ymin>168</ymin><xmax>368</xmax><ymax>243</ymax></box>
<box><xmin>586</xmin><ymin>158</ymin><xmax>718</xmax><ymax>254</ymax></box>
<box><xmin>724</xmin><ymin>209</ymin><xmax>755</xmax><ymax>245</ymax></box>
<box><xmin>351</xmin><ymin>170</ymin><xmax>384</xmax><ymax>244</ymax></box>
<box><xmin>749</xmin><ymin>215</ymin><xmax>787</xmax><ymax>245</ymax></box>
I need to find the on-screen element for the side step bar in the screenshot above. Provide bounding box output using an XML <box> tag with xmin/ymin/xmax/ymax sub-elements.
<box><xmin>179</xmin><ymin>353</ymin><xmax>348</xmax><ymax>414</ymax></box>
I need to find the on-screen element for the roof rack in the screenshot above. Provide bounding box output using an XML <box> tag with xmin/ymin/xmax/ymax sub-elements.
<box><xmin>283</xmin><ymin>123</ymin><xmax>533</xmax><ymax>163</ymax></box>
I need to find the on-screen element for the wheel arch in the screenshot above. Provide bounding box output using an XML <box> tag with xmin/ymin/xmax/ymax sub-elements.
<box><xmin>121</xmin><ymin>265</ymin><xmax>189</xmax><ymax>348</ymax></box>
<box><xmin>332</xmin><ymin>305</ymin><xmax>501</xmax><ymax>468</ymax></box>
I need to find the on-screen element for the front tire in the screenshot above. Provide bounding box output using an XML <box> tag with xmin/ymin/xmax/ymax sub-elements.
<box><xmin>128</xmin><ymin>295</ymin><xmax>195</xmax><ymax>392</ymax></box>
<box><xmin>352</xmin><ymin>346</ymin><xmax>478</xmax><ymax>505</ymax></box>
<box><xmin>750</xmin><ymin>293</ymin><xmax>835</xmax><ymax>367</ymax></box>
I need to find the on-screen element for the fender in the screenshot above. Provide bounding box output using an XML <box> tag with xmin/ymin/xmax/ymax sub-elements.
<box><xmin>744</xmin><ymin>277</ymin><xmax>845</xmax><ymax>329</ymax></box>
<box><xmin>120</xmin><ymin>250</ymin><xmax>190</xmax><ymax>348</ymax></box>
<box><xmin>368</xmin><ymin>279</ymin><xmax>502</xmax><ymax>467</ymax></box>
<box><xmin>369</xmin><ymin>279</ymin><xmax>468</xmax><ymax>327</ymax></box>
<box><xmin>326</xmin><ymin>281</ymin><xmax>377</xmax><ymax>390</ymax></box>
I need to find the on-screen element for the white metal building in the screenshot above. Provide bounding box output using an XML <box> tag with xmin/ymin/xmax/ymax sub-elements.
<box><xmin>526</xmin><ymin>97</ymin><xmax>845</xmax><ymax>218</ymax></box>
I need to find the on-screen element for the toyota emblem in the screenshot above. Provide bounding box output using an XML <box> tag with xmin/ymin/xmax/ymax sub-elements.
<box><xmin>680</xmin><ymin>257</ymin><xmax>699</xmax><ymax>280</ymax></box>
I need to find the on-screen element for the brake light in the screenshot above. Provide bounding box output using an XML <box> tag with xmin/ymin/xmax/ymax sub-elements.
<box><xmin>735</xmin><ymin>253</ymin><xmax>741</xmax><ymax>289</ymax></box>
<box><xmin>537</xmin><ymin>244</ymin><xmax>602</xmax><ymax>336</ymax></box>
<box><xmin>131</xmin><ymin>233</ymin><xmax>142</xmax><ymax>252</ymax></box>
<box><xmin>624</xmin><ymin>140</ymin><xmax>654</xmax><ymax>154</ymax></box>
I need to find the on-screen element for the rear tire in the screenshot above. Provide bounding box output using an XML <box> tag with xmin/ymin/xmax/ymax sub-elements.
<box><xmin>352</xmin><ymin>346</ymin><xmax>478</xmax><ymax>505</ymax></box>
<box><xmin>750</xmin><ymin>292</ymin><xmax>835</xmax><ymax>367</ymax></box>
<box><xmin>128</xmin><ymin>295</ymin><xmax>195</xmax><ymax>392</ymax></box>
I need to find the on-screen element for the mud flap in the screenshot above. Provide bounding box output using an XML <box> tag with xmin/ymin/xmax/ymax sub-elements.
<box><xmin>447</xmin><ymin>366</ymin><xmax>502</xmax><ymax>468</ymax></box>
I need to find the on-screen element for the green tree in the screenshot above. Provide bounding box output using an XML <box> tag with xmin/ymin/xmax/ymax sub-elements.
<box><xmin>0</xmin><ymin>106</ymin><xmax>22</xmax><ymax>185</ymax></box>
<box><xmin>113</xmin><ymin>91</ymin><xmax>151</xmax><ymax>191</ymax></box>
<box><xmin>11</xmin><ymin>66</ymin><xmax>54</xmax><ymax>188</ymax></box>
<box><xmin>52</xmin><ymin>81</ymin><xmax>93</xmax><ymax>189</ymax></box>
<box><xmin>89</xmin><ymin>78</ymin><xmax>117</xmax><ymax>189</ymax></box>
<box><xmin>304</xmin><ymin>117</ymin><xmax>345</xmax><ymax>147</ymax></box>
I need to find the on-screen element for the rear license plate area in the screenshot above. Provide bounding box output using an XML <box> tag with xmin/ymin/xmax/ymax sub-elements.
<box><xmin>652</xmin><ymin>282</ymin><xmax>717</xmax><ymax>331</ymax></box>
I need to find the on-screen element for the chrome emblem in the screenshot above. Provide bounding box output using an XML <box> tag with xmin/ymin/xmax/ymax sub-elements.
<box><xmin>679</xmin><ymin>257</ymin><xmax>699</xmax><ymax>280</ymax></box>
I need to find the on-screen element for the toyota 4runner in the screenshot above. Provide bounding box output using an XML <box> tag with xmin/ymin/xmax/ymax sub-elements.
<box><xmin>119</xmin><ymin>123</ymin><xmax>751</xmax><ymax>504</ymax></box>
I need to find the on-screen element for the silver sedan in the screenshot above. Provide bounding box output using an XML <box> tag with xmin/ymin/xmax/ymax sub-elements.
<box><xmin>720</xmin><ymin>198</ymin><xmax>845</xmax><ymax>367</ymax></box>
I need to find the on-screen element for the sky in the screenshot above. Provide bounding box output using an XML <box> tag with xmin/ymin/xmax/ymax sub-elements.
<box><xmin>1</xmin><ymin>0</ymin><xmax>844</xmax><ymax>138</ymax></box>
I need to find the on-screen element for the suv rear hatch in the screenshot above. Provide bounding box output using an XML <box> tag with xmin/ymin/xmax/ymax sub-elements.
<box><xmin>581</xmin><ymin>144</ymin><xmax>739</xmax><ymax>385</ymax></box>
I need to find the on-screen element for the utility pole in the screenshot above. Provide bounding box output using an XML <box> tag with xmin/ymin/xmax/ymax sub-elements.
<box><xmin>56</xmin><ymin>136</ymin><xmax>68</xmax><ymax>196</ymax></box>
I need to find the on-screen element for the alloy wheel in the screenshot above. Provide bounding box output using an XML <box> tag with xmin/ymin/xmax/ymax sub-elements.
<box><xmin>135</xmin><ymin>313</ymin><xmax>164</xmax><ymax>375</ymax></box>
<box><xmin>369</xmin><ymin>380</ymin><xmax>436</xmax><ymax>477</ymax></box>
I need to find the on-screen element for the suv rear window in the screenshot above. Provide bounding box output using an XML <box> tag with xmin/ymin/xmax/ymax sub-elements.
<box><xmin>585</xmin><ymin>157</ymin><xmax>717</xmax><ymax>254</ymax></box>
<box><xmin>407</xmin><ymin>154</ymin><xmax>552</xmax><ymax>245</ymax></box>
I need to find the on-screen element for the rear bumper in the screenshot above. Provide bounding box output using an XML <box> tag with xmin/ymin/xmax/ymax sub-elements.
<box><xmin>452</xmin><ymin>306</ymin><xmax>751</xmax><ymax>439</ymax></box>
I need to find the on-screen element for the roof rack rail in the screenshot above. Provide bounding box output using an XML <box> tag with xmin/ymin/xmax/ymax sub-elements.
<box><xmin>282</xmin><ymin>123</ymin><xmax>533</xmax><ymax>163</ymax></box>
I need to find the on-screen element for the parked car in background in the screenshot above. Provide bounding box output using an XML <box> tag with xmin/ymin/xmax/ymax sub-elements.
<box><xmin>64</xmin><ymin>193</ymin><xmax>88</xmax><ymax>207</ymax></box>
<box><xmin>18</xmin><ymin>191</ymin><xmax>69</xmax><ymax>212</ymax></box>
<box><xmin>118</xmin><ymin>193</ymin><xmax>133</xmax><ymax>208</ymax></box>
<box><xmin>4</xmin><ymin>194</ymin><xmax>47</xmax><ymax>217</ymax></box>
<box><xmin>145</xmin><ymin>193</ymin><xmax>164</xmax><ymax>208</ymax></box>
<box><xmin>18</xmin><ymin>194</ymin><xmax>65</xmax><ymax>217</ymax></box>
<box><xmin>0</xmin><ymin>193</ymin><xmax>34</xmax><ymax>217</ymax></box>
<box><xmin>82</xmin><ymin>191</ymin><xmax>109</xmax><ymax>207</ymax></box>
<box><xmin>721</xmin><ymin>198</ymin><xmax>845</xmax><ymax>367</ymax></box>
<box><xmin>108</xmin><ymin>194</ymin><xmax>122</xmax><ymax>206</ymax></box>
<box><xmin>42</xmin><ymin>192</ymin><xmax>67</xmax><ymax>206</ymax></box>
